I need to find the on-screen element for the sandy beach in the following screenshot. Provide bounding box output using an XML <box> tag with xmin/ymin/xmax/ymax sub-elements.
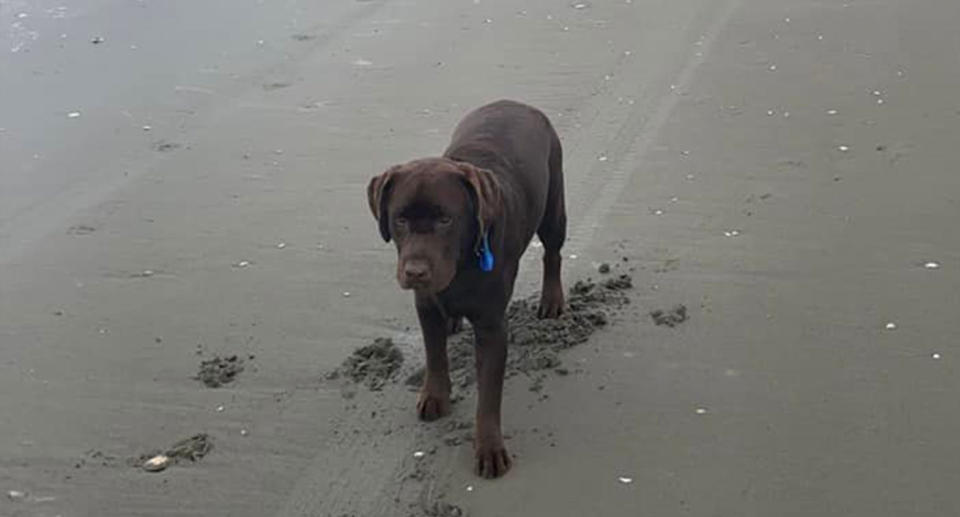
<box><xmin>2</xmin><ymin>0</ymin><xmax>959</xmax><ymax>515</ymax></box>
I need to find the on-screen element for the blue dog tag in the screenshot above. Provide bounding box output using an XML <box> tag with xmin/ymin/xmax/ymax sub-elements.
<box><xmin>478</xmin><ymin>232</ymin><xmax>494</xmax><ymax>272</ymax></box>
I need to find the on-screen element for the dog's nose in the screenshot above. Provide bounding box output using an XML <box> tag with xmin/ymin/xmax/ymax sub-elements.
<box><xmin>403</xmin><ymin>263</ymin><xmax>430</xmax><ymax>283</ymax></box>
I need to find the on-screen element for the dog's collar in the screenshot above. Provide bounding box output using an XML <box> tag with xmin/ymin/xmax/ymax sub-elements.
<box><xmin>477</xmin><ymin>230</ymin><xmax>494</xmax><ymax>273</ymax></box>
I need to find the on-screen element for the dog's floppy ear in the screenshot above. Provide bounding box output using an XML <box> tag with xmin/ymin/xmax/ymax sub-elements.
<box><xmin>367</xmin><ymin>165</ymin><xmax>401</xmax><ymax>242</ymax></box>
<box><xmin>455</xmin><ymin>162</ymin><xmax>502</xmax><ymax>251</ymax></box>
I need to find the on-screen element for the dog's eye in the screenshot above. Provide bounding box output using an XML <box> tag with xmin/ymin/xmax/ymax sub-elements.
<box><xmin>395</xmin><ymin>217</ymin><xmax>409</xmax><ymax>226</ymax></box>
<box><xmin>437</xmin><ymin>216</ymin><xmax>453</xmax><ymax>226</ymax></box>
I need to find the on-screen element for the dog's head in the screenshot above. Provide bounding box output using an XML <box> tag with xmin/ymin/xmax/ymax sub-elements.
<box><xmin>367</xmin><ymin>158</ymin><xmax>501</xmax><ymax>293</ymax></box>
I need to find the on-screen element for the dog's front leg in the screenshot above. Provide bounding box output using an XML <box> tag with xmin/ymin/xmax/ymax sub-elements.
<box><xmin>415</xmin><ymin>296</ymin><xmax>452</xmax><ymax>421</ymax></box>
<box><xmin>473</xmin><ymin>320</ymin><xmax>512</xmax><ymax>478</ymax></box>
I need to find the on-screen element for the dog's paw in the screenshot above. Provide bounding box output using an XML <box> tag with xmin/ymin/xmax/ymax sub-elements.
<box><xmin>416</xmin><ymin>389</ymin><xmax>451</xmax><ymax>421</ymax></box>
<box><xmin>475</xmin><ymin>440</ymin><xmax>512</xmax><ymax>479</ymax></box>
<box><xmin>537</xmin><ymin>289</ymin><xmax>564</xmax><ymax>319</ymax></box>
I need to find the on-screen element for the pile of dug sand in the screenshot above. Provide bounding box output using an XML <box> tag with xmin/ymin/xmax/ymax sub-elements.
<box><xmin>134</xmin><ymin>433</ymin><xmax>214</xmax><ymax>472</ymax></box>
<box><xmin>333</xmin><ymin>337</ymin><xmax>404</xmax><ymax>391</ymax></box>
<box><xmin>335</xmin><ymin>274</ymin><xmax>633</xmax><ymax>391</ymax></box>
<box><xmin>650</xmin><ymin>304</ymin><xmax>688</xmax><ymax>327</ymax></box>
<box><xmin>404</xmin><ymin>274</ymin><xmax>634</xmax><ymax>388</ymax></box>
<box><xmin>195</xmin><ymin>355</ymin><xmax>246</xmax><ymax>388</ymax></box>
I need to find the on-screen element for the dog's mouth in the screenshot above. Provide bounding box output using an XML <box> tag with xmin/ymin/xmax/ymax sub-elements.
<box><xmin>397</xmin><ymin>257</ymin><xmax>456</xmax><ymax>293</ymax></box>
<box><xmin>400</xmin><ymin>278</ymin><xmax>432</xmax><ymax>291</ymax></box>
<box><xmin>398</xmin><ymin>273</ymin><xmax>453</xmax><ymax>294</ymax></box>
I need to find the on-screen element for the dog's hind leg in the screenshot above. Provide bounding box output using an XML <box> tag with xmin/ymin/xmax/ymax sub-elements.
<box><xmin>536</xmin><ymin>132</ymin><xmax>567</xmax><ymax>319</ymax></box>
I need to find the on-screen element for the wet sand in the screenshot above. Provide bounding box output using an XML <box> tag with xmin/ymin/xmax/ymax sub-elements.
<box><xmin>2</xmin><ymin>0</ymin><xmax>959</xmax><ymax>515</ymax></box>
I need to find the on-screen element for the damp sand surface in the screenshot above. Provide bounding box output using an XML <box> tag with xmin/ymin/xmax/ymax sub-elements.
<box><xmin>2</xmin><ymin>0</ymin><xmax>960</xmax><ymax>516</ymax></box>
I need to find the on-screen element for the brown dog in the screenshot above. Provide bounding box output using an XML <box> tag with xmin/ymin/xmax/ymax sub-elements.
<box><xmin>367</xmin><ymin>100</ymin><xmax>566</xmax><ymax>478</ymax></box>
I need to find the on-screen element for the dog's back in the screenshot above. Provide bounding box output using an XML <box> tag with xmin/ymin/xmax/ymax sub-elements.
<box><xmin>444</xmin><ymin>100</ymin><xmax>562</xmax><ymax>247</ymax></box>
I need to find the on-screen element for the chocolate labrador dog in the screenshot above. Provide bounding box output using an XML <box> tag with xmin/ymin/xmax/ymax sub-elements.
<box><xmin>367</xmin><ymin>99</ymin><xmax>566</xmax><ymax>478</ymax></box>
